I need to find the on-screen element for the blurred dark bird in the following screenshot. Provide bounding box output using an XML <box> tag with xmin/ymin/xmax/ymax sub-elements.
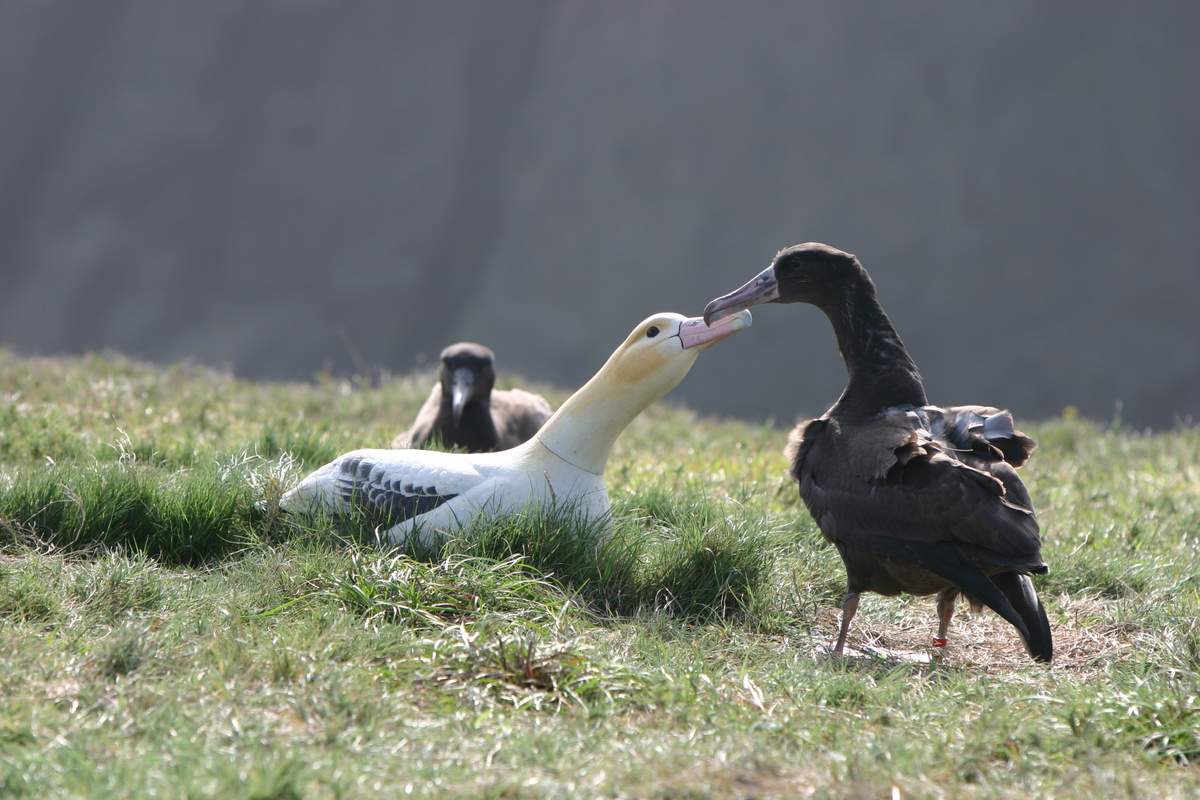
<box><xmin>392</xmin><ymin>342</ymin><xmax>552</xmax><ymax>453</ymax></box>
<box><xmin>704</xmin><ymin>243</ymin><xmax>1052</xmax><ymax>662</ymax></box>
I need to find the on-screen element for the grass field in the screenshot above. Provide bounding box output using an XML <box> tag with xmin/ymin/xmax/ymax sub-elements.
<box><xmin>1</xmin><ymin>349</ymin><xmax>1198</xmax><ymax>799</ymax></box>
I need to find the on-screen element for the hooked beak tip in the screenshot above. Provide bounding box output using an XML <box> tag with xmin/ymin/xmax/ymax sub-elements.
<box><xmin>702</xmin><ymin>300</ymin><xmax>722</xmax><ymax>327</ymax></box>
<box><xmin>703</xmin><ymin>265</ymin><xmax>780</xmax><ymax>326</ymax></box>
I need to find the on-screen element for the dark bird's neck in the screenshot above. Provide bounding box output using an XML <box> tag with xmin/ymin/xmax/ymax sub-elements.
<box><xmin>820</xmin><ymin>271</ymin><xmax>927</xmax><ymax>418</ymax></box>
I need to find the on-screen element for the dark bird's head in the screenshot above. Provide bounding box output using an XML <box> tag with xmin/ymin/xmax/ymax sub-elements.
<box><xmin>439</xmin><ymin>342</ymin><xmax>496</xmax><ymax>426</ymax></box>
<box><xmin>703</xmin><ymin>243</ymin><xmax>864</xmax><ymax>324</ymax></box>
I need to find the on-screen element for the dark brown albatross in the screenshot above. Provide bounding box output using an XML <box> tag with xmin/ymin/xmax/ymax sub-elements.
<box><xmin>704</xmin><ymin>243</ymin><xmax>1052</xmax><ymax>662</ymax></box>
<box><xmin>392</xmin><ymin>343</ymin><xmax>552</xmax><ymax>453</ymax></box>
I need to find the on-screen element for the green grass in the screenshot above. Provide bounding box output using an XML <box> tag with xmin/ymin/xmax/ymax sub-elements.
<box><xmin>1</xmin><ymin>348</ymin><xmax>1199</xmax><ymax>798</ymax></box>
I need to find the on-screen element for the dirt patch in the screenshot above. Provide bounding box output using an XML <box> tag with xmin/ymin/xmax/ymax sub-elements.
<box><xmin>804</xmin><ymin>593</ymin><xmax>1143</xmax><ymax>676</ymax></box>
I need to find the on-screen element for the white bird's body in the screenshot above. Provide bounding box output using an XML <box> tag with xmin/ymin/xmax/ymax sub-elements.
<box><xmin>280</xmin><ymin>311</ymin><xmax>751</xmax><ymax>546</ymax></box>
<box><xmin>281</xmin><ymin>440</ymin><xmax>608</xmax><ymax>547</ymax></box>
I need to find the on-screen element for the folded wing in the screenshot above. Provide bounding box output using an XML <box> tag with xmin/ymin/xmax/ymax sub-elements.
<box><xmin>281</xmin><ymin>448</ymin><xmax>483</xmax><ymax>525</ymax></box>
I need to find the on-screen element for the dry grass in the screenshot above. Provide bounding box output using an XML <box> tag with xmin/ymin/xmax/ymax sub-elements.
<box><xmin>806</xmin><ymin>593</ymin><xmax>1150</xmax><ymax>677</ymax></box>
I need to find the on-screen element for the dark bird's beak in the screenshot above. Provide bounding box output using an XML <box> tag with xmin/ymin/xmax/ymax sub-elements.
<box><xmin>450</xmin><ymin>368</ymin><xmax>474</xmax><ymax>426</ymax></box>
<box><xmin>703</xmin><ymin>265</ymin><xmax>780</xmax><ymax>326</ymax></box>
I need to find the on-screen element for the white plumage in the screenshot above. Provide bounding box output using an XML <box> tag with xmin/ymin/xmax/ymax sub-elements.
<box><xmin>280</xmin><ymin>310</ymin><xmax>751</xmax><ymax>546</ymax></box>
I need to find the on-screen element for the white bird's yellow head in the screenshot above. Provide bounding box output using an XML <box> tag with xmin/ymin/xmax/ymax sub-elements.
<box><xmin>602</xmin><ymin>311</ymin><xmax>753</xmax><ymax>398</ymax></box>
<box><xmin>534</xmin><ymin>310</ymin><xmax>752</xmax><ymax>473</ymax></box>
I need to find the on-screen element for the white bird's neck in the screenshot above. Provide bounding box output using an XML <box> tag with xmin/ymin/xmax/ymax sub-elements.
<box><xmin>533</xmin><ymin>381</ymin><xmax>639</xmax><ymax>474</ymax></box>
<box><xmin>533</xmin><ymin>361</ymin><xmax>683</xmax><ymax>475</ymax></box>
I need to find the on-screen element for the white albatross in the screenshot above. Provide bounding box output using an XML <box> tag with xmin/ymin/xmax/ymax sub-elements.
<box><xmin>280</xmin><ymin>310</ymin><xmax>751</xmax><ymax>546</ymax></box>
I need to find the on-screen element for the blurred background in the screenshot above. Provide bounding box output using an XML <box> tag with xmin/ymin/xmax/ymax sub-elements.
<box><xmin>1</xmin><ymin>0</ymin><xmax>1197</xmax><ymax>427</ymax></box>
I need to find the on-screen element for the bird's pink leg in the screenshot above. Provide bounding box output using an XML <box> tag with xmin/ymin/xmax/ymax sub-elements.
<box><xmin>833</xmin><ymin>592</ymin><xmax>860</xmax><ymax>655</ymax></box>
<box><xmin>934</xmin><ymin>589</ymin><xmax>957</xmax><ymax>648</ymax></box>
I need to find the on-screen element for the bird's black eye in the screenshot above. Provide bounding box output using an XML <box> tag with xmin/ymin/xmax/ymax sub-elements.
<box><xmin>646</xmin><ymin>326</ymin><xmax>660</xmax><ymax>338</ymax></box>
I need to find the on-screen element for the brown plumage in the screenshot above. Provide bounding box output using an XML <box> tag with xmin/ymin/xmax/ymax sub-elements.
<box><xmin>392</xmin><ymin>343</ymin><xmax>552</xmax><ymax>453</ymax></box>
<box><xmin>704</xmin><ymin>243</ymin><xmax>1052</xmax><ymax>662</ymax></box>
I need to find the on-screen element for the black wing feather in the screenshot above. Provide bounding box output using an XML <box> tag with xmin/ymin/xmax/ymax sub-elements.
<box><xmin>992</xmin><ymin>571</ymin><xmax>1053</xmax><ymax>662</ymax></box>
<box><xmin>796</xmin><ymin>426</ymin><xmax>1045</xmax><ymax>572</ymax></box>
<box><xmin>861</xmin><ymin>535</ymin><xmax>1034</xmax><ymax>644</ymax></box>
<box><xmin>334</xmin><ymin>456</ymin><xmax>458</xmax><ymax>522</ymax></box>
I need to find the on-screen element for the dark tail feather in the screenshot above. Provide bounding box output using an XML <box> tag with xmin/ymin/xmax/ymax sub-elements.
<box><xmin>992</xmin><ymin>572</ymin><xmax>1053</xmax><ymax>663</ymax></box>
<box><xmin>867</xmin><ymin>539</ymin><xmax>1052</xmax><ymax>663</ymax></box>
<box><xmin>867</xmin><ymin>539</ymin><xmax>1036</xmax><ymax>656</ymax></box>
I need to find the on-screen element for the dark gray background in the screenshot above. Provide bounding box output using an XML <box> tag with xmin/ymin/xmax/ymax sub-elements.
<box><xmin>1</xmin><ymin>1</ymin><xmax>1197</xmax><ymax>426</ymax></box>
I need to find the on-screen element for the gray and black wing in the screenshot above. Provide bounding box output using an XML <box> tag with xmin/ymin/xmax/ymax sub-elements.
<box><xmin>333</xmin><ymin>455</ymin><xmax>458</xmax><ymax>523</ymax></box>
